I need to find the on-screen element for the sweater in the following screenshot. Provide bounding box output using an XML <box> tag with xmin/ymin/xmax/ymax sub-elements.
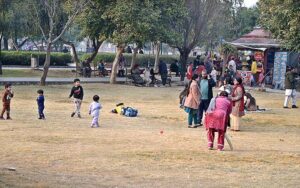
<box><xmin>89</xmin><ymin>102</ymin><xmax>102</xmax><ymax>117</ymax></box>
<box><xmin>37</xmin><ymin>95</ymin><xmax>45</xmax><ymax>107</ymax></box>
<box><xmin>69</xmin><ymin>86</ymin><xmax>84</xmax><ymax>100</ymax></box>
<box><xmin>2</xmin><ymin>90</ymin><xmax>14</xmax><ymax>105</ymax></box>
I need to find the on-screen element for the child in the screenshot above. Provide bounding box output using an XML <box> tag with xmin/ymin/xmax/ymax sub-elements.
<box><xmin>89</xmin><ymin>95</ymin><xmax>102</xmax><ymax>128</ymax></box>
<box><xmin>37</xmin><ymin>89</ymin><xmax>45</xmax><ymax>119</ymax></box>
<box><xmin>69</xmin><ymin>78</ymin><xmax>84</xmax><ymax>118</ymax></box>
<box><xmin>0</xmin><ymin>83</ymin><xmax>14</xmax><ymax>120</ymax></box>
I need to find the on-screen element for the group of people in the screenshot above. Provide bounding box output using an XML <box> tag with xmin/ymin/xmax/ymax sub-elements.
<box><xmin>181</xmin><ymin>54</ymin><xmax>299</xmax><ymax>151</ymax></box>
<box><xmin>182</xmin><ymin>69</ymin><xmax>246</xmax><ymax>151</ymax></box>
<box><xmin>0</xmin><ymin>79</ymin><xmax>102</xmax><ymax>128</ymax></box>
<box><xmin>128</xmin><ymin>60</ymin><xmax>170</xmax><ymax>87</ymax></box>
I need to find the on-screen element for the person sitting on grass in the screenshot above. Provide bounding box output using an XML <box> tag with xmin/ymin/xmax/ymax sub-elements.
<box><xmin>244</xmin><ymin>92</ymin><xmax>266</xmax><ymax>112</ymax></box>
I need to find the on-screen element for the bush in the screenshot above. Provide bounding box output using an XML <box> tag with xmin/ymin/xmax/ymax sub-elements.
<box><xmin>81</xmin><ymin>52</ymin><xmax>196</xmax><ymax>67</ymax></box>
<box><xmin>0</xmin><ymin>51</ymin><xmax>72</xmax><ymax>66</ymax></box>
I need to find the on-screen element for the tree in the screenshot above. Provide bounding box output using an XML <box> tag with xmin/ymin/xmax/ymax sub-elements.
<box><xmin>26</xmin><ymin>0</ymin><xmax>90</xmax><ymax>85</ymax></box>
<box><xmin>0</xmin><ymin>0</ymin><xmax>12</xmax><ymax>75</ymax></box>
<box><xmin>64</xmin><ymin>0</ymin><xmax>115</xmax><ymax>72</ymax></box>
<box><xmin>167</xmin><ymin>0</ymin><xmax>220</xmax><ymax>81</ymax></box>
<box><xmin>201</xmin><ymin>1</ymin><xmax>259</xmax><ymax>50</ymax></box>
<box><xmin>107</xmin><ymin>0</ymin><xmax>186</xmax><ymax>83</ymax></box>
<box><xmin>218</xmin><ymin>43</ymin><xmax>237</xmax><ymax>76</ymax></box>
<box><xmin>166</xmin><ymin>0</ymin><xmax>247</xmax><ymax>81</ymax></box>
<box><xmin>106</xmin><ymin>0</ymin><xmax>161</xmax><ymax>84</ymax></box>
<box><xmin>259</xmin><ymin>0</ymin><xmax>300</xmax><ymax>52</ymax></box>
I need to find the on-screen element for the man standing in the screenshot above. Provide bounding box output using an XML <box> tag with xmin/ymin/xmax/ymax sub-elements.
<box><xmin>284</xmin><ymin>67</ymin><xmax>298</xmax><ymax>108</ymax></box>
<box><xmin>198</xmin><ymin>70</ymin><xmax>216</xmax><ymax>126</ymax></box>
<box><xmin>228</xmin><ymin>57</ymin><xmax>236</xmax><ymax>73</ymax></box>
<box><xmin>158</xmin><ymin>60</ymin><xmax>168</xmax><ymax>86</ymax></box>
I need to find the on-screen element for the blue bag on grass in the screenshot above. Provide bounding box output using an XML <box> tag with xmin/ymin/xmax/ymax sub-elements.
<box><xmin>123</xmin><ymin>107</ymin><xmax>138</xmax><ymax>117</ymax></box>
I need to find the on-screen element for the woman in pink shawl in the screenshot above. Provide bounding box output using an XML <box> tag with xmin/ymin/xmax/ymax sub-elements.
<box><xmin>205</xmin><ymin>91</ymin><xmax>232</xmax><ymax>151</ymax></box>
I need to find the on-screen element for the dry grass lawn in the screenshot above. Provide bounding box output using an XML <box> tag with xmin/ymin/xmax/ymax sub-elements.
<box><xmin>0</xmin><ymin>84</ymin><xmax>299</xmax><ymax>187</ymax></box>
<box><xmin>1</xmin><ymin>69</ymin><xmax>77</xmax><ymax>78</ymax></box>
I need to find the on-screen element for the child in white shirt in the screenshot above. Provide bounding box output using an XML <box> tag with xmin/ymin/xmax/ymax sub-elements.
<box><xmin>89</xmin><ymin>95</ymin><xmax>102</xmax><ymax>128</ymax></box>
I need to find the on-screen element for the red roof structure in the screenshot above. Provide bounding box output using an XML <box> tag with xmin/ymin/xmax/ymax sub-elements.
<box><xmin>230</xmin><ymin>27</ymin><xmax>280</xmax><ymax>48</ymax></box>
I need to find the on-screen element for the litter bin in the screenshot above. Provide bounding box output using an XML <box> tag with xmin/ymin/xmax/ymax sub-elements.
<box><xmin>31</xmin><ymin>57</ymin><xmax>38</xmax><ymax>69</ymax></box>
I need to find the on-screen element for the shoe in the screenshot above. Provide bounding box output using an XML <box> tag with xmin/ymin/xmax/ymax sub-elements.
<box><xmin>78</xmin><ymin>114</ymin><xmax>81</xmax><ymax>118</ymax></box>
<box><xmin>0</xmin><ymin>117</ymin><xmax>4</xmax><ymax>120</ymax></box>
<box><xmin>283</xmin><ymin>106</ymin><xmax>289</xmax><ymax>109</ymax></box>
<box><xmin>188</xmin><ymin>125</ymin><xmax>193</xmax><ymax>128</ymax></box>
<box><xmin>71</xmin><ymin>112</ymin><xmax>75</xmax><ymax>117</ymax></box>
<box><xmin>6</xmin><ymin>117</ymin><xmax>12</xmax><ymax>120</ymax></box>
<box><xmin>208</xmin><ymin>147</ymin><xmax>213</xmax><ymax>150</ymax></box>
<box><xmin>292</xmin><ymin>105</ymin><xmax>298</xmax><ymax>108</ymax></box>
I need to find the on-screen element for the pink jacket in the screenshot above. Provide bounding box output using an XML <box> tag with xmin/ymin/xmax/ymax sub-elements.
<box><xmin>184</xmin><ymin>80</ymin><xmax>201</xmax><ymax>109</ymax></box>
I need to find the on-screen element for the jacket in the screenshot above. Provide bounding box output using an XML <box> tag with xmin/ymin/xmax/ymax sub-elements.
<box><xmin>184</xmin><ymin>80</ymin><xmax>201</xmax><ymax>109</ymax></box>
<box><xmin>285</xmin><ymin>71</ymin><xmax>297</xmax><ymax>89</ymax></box>
<box><xmin>199</xmin><ymin>78</ymin><xmax>216</xmax><ymax>101</ymax></box>
<box><xmin>231</xmin><ymin>85</ymin><xmax>245</xmax><ymax>117</ymax></box>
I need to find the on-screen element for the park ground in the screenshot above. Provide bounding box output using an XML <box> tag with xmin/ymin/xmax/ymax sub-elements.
<box><xmin>0</xmin><ymin>84</ymin><xmax>299</xmax><ymax>187</ymax></box>
<box><xmin>0</xmin><ymin>69</ymin><xmax>76</xmax><ymax>78</ymax></box>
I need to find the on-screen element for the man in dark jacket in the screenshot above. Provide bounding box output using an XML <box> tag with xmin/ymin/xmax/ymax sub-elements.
<box><xmin>197</xmin><ymin>70</ymin><xmax>216</xmax><ymax>126</ymax></box>
<box><xmin>159</xmin><ymin>60</ymin><xmax>168</xmax><ymax>86</ymax></box>
<box><xmin>284</xmin><ymin>67</ymin><xmax>298</xmax><ymax>108</ymax></box>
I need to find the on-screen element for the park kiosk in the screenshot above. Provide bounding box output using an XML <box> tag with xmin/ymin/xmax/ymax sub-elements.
<box><xmin>229</xmin><ymin>27</ymin><xmax>299</xmax><ymax>89</ymax></box>
<box><xmin>229</xmin><ymin>27</ymin><xmax>281</xmax><ymax>86</ymax></box>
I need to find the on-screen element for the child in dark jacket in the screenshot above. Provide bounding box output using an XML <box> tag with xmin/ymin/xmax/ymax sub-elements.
<box><xmin>69</xmin><ymin>78</ymin><xmax>84</xmax><ymax>118</ymax></box>
<box><xmin>37</xmin><ymin>89</ymin><xmax>45</xmax><ymax>119</ymax></box>
<box><xmin>0</xmin><ymin>83</ymin><xmax>14</xmax><ymax>120</ymax></box>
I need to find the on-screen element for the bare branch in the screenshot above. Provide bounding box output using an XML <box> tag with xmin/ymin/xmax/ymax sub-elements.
<box><xmin>32</xmin><ymin>2</ymin><xmax>47</xmax><ymax>41</ymax></box>
<box><xmin>52</xmin><ymin>0</ymin><xmax>90</xmax><ymax>43</ymax></box>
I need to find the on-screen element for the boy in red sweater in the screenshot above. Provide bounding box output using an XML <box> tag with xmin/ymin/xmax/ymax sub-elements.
<box><xmin>0</xmin><ymin>83</ymin><xmax>14</xmax><ymax>120</ymax></box>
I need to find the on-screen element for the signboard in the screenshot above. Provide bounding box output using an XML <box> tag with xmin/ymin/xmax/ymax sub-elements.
<box><xmin>254</xmin><ymin>51</ymin><xmax>264</xmax><ymax>61</ymax></box>
<box><xmin>236</xmin><ymin>70</ymin><xmax>252</xmax><ymax>86</ymax></box>
<box><xmin>273</xmin><ymin>52</ymin><xmax>287</xmax><ymax>89</ymax></box>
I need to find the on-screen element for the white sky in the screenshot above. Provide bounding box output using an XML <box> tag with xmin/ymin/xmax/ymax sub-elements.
<box><xmin>243</xmin><ymin>0</ymin><xmax>259</xmax><ymax>7</ymax></box>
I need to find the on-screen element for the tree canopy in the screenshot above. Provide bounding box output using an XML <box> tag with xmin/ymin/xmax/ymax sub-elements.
<box><xmin>259</xmin><ymin>0</ymin><xmax>300</xmax><ymax>52</ymax></box>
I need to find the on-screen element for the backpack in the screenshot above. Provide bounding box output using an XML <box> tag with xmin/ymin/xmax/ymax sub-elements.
<box><xmin>123</xmin><ymin>107</ymin><xmax>138</xmax><ymax>117</ymax></box>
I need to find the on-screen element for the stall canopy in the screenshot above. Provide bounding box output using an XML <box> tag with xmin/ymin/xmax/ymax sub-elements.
<box><xmin>228</xmin><ymin>27</ymin><xmax>280</xmax><ymax>50</ymax></box>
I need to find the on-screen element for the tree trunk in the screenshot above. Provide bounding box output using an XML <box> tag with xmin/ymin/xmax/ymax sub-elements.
<box><xmin>40</xmin><ymin>43</ymin><xmax>51</xmax><ymax>86</ymax></box>
<box><xmin>110</xmin><ymin>45</ymin><xmax>124</xmax><ymax>84</ymax></box>
<box><xmin>130</xmin><ymin>47</ymin><xmax>139</xmax><ymax>69</ymax></box>
<box><xmin>17</xmin><ymin>38</ymin><xmax>28</xmax><ymax>49</ymax></box>
<box><xmin>60</xmin><ymin>38</ymin><xmax>81</xmax><ymax>72</ymax></box>
<box><xmin>3</xmin><ymin>37</ymin><xmax>8</xmax><ymax>50</ymax></box>
<box><xmin>70</xmin><ymin>44</ymin><xmax>81</xmax><ymax>72</ymax></box>
<box><xmin>221</xmin><ymin>54</ymin><xmax>228</xmax><ymax>77</ymax></box>
<box><xmin>85</xmin><ymin>40</ymin><xmax>103</xmax><ymax>65</ymax></box>
<box><xmin>179</xmin><ymin>48</ymin><xmax>191</xmax><ymax>81</ymax></box>
<box><xmin>154</xmin><ymin>41</ymin><xmax>161</xmax><ymax>73</ymax></box>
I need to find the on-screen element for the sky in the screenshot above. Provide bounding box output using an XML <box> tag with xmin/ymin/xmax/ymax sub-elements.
<box><xmin>243</xmin><ymin>0</ymin><xmax>259</xmax><ymax>7</ymax></box>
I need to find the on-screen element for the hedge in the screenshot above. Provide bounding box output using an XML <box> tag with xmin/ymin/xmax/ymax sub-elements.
<box><xmin>81</xmin><ymin>52</ymin><xmax>196</xmax><ymax>67</ymax></box>
<box><xmin>0</xmin><ymin>51</ymin><xmax>72</xmax><ymax>66</ymax></box>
